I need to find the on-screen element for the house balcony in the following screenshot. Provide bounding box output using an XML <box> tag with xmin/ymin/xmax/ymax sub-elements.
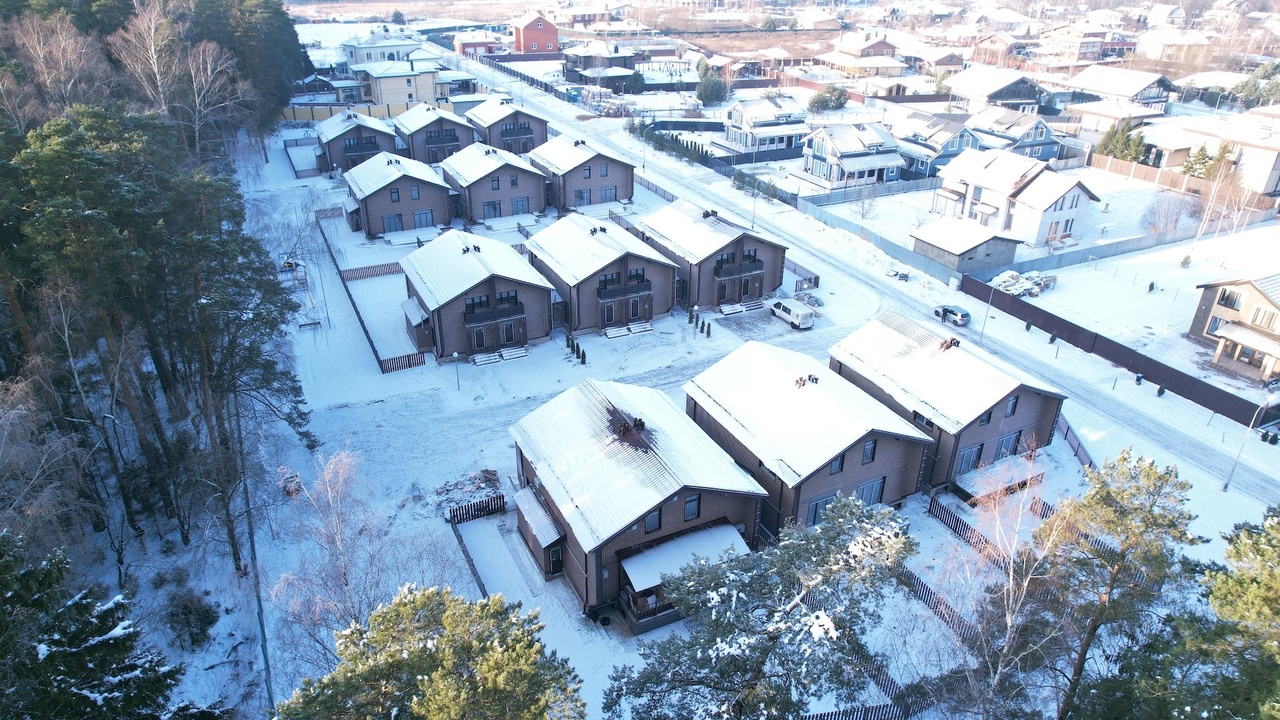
<box><xmin>422</xmin><ymin>134</ymin><xmax>461</xmax><ymax>147</ymax></box>
<box><xmin>597</xmin><ymin>280</ymin><xmax>651</xmax><ymax>300</ymax></box>
<box><xmin>713</xmin><ymin>260</ymin><xmax>764</xmax><ymax>279</ymax></box>
<box><xmin>618</xmin><ymin>588</ymin><xmax>680</xmax><ymax>634</ymax></box>
<box><xmin>501</xmin><ymin>126</ymin><xmax>535</xmax><ymax>139</ymax></box>
<box><xmin>463</xmin><ymin>303</ymin><xmax>525</xmax><ymax>326</ymax></box>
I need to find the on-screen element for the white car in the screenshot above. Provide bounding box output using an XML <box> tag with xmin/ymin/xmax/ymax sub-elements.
<box><xmin>771</xmin><ymin>300</ymin><xmax>815</xmax><ymax>329</ymax></box>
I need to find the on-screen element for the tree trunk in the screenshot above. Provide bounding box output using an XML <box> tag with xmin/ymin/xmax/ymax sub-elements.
<box><xmin>1056</xmin><ymin>611</ymin><xmax>1102</xmax><ymax>720</ymax></box>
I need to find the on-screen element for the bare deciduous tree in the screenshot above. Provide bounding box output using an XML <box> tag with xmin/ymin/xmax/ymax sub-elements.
<box><xmin>171</xmin><ymin>40</ymin><xmax>254</xmax><ymax>160</ymax></box>
<box><xmin>0</xmin><ymin>13</ymin><xmax>118</xmax><ymax>128</ymax></box>
<box><xmin>106</xmin><ymin>0</ymin><xmax>184</xmax><ymax>115</ymax></box>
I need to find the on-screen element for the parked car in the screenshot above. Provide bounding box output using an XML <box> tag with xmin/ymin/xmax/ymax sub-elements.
<box><xmin>771</xmin><ymin>300</ymin><xmax>815</xmax><ymax>329</ymax></box>
<box><xmin>934</xmin><ymin>305</ymin><xmax>971</xmax><ymax>326</ymax></box>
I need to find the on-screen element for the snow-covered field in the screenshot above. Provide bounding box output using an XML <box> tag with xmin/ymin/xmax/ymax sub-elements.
<box><xmin>185</xmin><ymin>28</ymin><xmax>1280</xmax><ymax>719</ymax></box>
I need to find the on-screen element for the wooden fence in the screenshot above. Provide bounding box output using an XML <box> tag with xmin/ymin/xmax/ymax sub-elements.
<box><xmin>1087</xmin><ymin>154</ymin><xmax>1279</xmax><ymax>211</ymax></box>
<box><xmin>1056</xmin><ymin>414</ymin><xmax>1096</xmax><ymax>471</ymax></box>
<box><xmin>340</xmin><ymin>262</ymin><xmax>404</xmax><ymax>281</ymax></box>
<box><xmin>926</xmin><ymin>496</ymin><xmax>1011</xmax><ymax>572</ymax></box>
<box><xmin>448</xmin><ymin>494</ymin><xmax>507</xmax><ymax>524</ymax></box>
<box><xmin>898</xmin><ymin>566</ymin><xmax>978</xmax><ymax>643</ymax></box>
<box><xmin>379</xmin><ymin>353</ymin><xmax>427</xmax><ymax>374</ymax></box>
<box><xmin>964</xmin><ymin>471</ymin><xmax>1045</xmax><ymax>508</ymax></box>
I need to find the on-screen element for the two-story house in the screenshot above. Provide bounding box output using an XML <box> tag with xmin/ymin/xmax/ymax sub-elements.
<box><xmin>453</xmin><ymin>29</ymin><xmax>506</xmax><ymax>58</ymax></box>
<box><xmin>946</xmin><ymin>66</ymin><xmax>1045</xmax><ymax>114</ymax></box>
<box><xmin>834</xmin><ymin>30</ymin><xmax>898</xmax><ymax>58</ymax></box>
<box><xmin>971</xmin><ymin>32</ymin><xmax>1037</xmax><ymax>67</ymax></box>
<box><xmin>465</xmin><ymin>97</ymin><xmax>550</xmax><ymax>154</ymax></box>
<box><xmin>348</xmin><ymin>59</ymin><xmax>443</xmax><ymax>105</ymax></box>
<box><xmin>1038</xmin><ymin>24</ymin><xmax>1106</xmax><ymax>63</ymax></box>
<box><xmin>684</xmin><ymin>341</ymin><xmax>932</xmax><ymax>542</ymax></box>
<box><xmin>933</xmin><ymin>148</ymin><xmax>1097</xmax><ymax>246</ymax></box>
<box><xmin>562</xmin><ymin>40</ymin><xmax>637</xmax><ymax>90</ymax></box>
<box><xmin>525</xmin><ymin>214</ymin><xmax>676</xmax><ymax>336</ymax></box>
<box><xmin>511</xmin><ymin>379</ymin><xmax>765</xmax><ymax>632</ymax></box>
<box><xmin>315</xmin><ymin>111</ymin><xmax>397</xmax><ymax>172</ymax></box>
<box><xmin>632</xmin><ymin>200</ymin><xmax>787</xmax><ymax>309</ymax></box>
<box><xmin>338</xmin><ymin>26</ymin><xmax>421</xmax><ymax>73</ymax></box>
<box><xmin>885</xmin><ymin>110</ymin><xmax>983</xmax><ymax>179</ymax></box>
<box><xmin>440</xmin><ymin>144</ymin><xmax>547</xmax><ymax>222</ymax></box>
<box><xmin>965</xmin><ymin>107</ymin><xmax>1064</xmax><ymax>162</ymax></box>
<box><xmin>398</xmin><ymin>230</ymin><xmax>553</xmax><ymax>361</ymax></box>
<box><xmin>721</xmin><ymin>95</ymin><xmax>809</xmax><ymax>154</ymax></box>
<box><xmin>801</xmin><ymin>123</ymin><xmax>906</xmax><ymax>189</ymax></box>
<box><xmin>512</xmin><ymin>12</ymin><xmax>559</xmax><ymax>53</ymax></box>
<box><xmin>1190</xmin><ymin>273</ymin><xmax>1280</xmax><ymax>382</ymax></box>
<box><xmin>392</xmin><ymin>103</ymin><xmax>475</xmax><ymax>164</ymax></box>
<box><xmin>527</xmin><ymin>136</ymin><xmax>635</xmax><ymax>209</ymax></box>
<box><xmin>829</xmin><ymin>312</ymin><xmax>1066</xmax><ymax>492</ymax></box>
<box><xmin>1062</xmin><ymin>65</ymin><xmax>1175</xmax><ymax>112</ymax></box>
<box><xmin>344</xmin><ymin>152</ymin><xmax>451</xmax><ymax>237</ymax></box>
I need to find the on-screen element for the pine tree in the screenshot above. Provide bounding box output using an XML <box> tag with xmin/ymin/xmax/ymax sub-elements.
<box><xmin>1183</xmin><ymin>143</ymin><xmax>1213</xmax><ymax>178</ymax></box>
<box><xmin>696</xmin><ymin>72</ymin><xmax>726</xmax><ymax>106</ymax></box>
<box><xmin>276</xmin><ymin>586</ymin><xmax>585</xmax><ymax>720</ymax></box>
<box><xmin>624</xmin><ymin>70</ymin><xmax>645</xmax><ymax>95</ymax></box>
<box><xmin>604</xmin><ymin>498</ymin><xmax>915</xmax><ymax>719</ymax></box>
<box><xmin>808</xmin><ymin>85</ymin><xmax>849</xmax><ymax>113</ymax></box>
<box><xmin>1210</xmin><ymin>508</ymin><xmax>1280</xmax><ymax>654</ymax></box>
<box><xmin>0</xmin><ymin>534</ymin><xmax>182</xmax><ymax>719</ymax></box>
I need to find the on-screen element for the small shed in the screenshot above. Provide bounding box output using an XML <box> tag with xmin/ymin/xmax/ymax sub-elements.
<box><xmin>911</xmin><ymin>217</ymin><xmax>1020</xmax><ymax>275</ymax></box>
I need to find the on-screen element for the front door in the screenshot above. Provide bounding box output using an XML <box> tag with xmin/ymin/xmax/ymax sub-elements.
<box><xmin>473</xmin><ymin>327</ymin><xmax>485</xmax><ymax>350</ymax></box>
<box><xmin>630</xmin><ymin>298</ymin><xmax>639</xmax><ymax>320</ymax></box>
<box><xmin>994</xmin><ymin>431</ymin><xmax>1021</xmax><ymax>460</ymax></box>
<box><xmin>740</xmin><ymin>277</ymin><xmax>750</xmax><ymax>299</ymax></box>
<box><xmin>604</xmin><ymin>304</ymin><xmax>615</xmax><ymax>325</ymax></box>
<box><xmin>502</xmin><ymin>321</ymin><xmax>515</xmax><ymax>345</ymax></box>
<box><xmin>717</xmin><ymin>282</ymin><xmax>727</xmax><ymax>303</ymax></box>
<box><xmin>548</xmin><ymin>545</ymin><xmax>563</xmax><ymax>575</ymax></box>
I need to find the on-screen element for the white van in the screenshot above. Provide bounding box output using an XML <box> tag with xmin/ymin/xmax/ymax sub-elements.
<box><xmin>771</xmin><ymin>300</ymin><xmax>815</xmax><ymax>329</ymax></box>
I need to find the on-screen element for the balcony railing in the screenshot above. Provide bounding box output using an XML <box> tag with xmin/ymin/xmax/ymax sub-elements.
<box><xmin>422</xmin><ymin>135</ymin><xmax>461</xmax><ymax>147</ymax></box>
<box><xmin>713</xmin><ymin>260</ymin><xmax>764</xmax><ymax>279</ymax></box>
<box><xmin>597</xmin><ymin>280</ymin><xmax>651</xmax><ymax>300</ymax></box>
<box><xmin>500</xmin><ymin>126</ymin><xmax>535</xmax><ymax>138</ymax></box>
<box><xmin>463</xmin><ymin>303</ymin><xmax>524</xmax><ymax>326</ymax></box>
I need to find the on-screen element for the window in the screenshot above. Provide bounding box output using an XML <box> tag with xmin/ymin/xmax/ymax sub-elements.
<box><xmin>599</xmin><ymin>272</ymin><xmax>620</xmax><ymax>286</ymax></box>
<box><xmin>971</xmin><ymin>186</ymin><xmax>983</xmax><ymax>203</ymax></box>
<box><xmin>1062</xmin><ymin>218</ymin><xmax>1074</xmax><ymax>237</ymax></box>
<box><xmin>464</xmin><ymin>295</ymin><xmax>489</xmax><ymax>314</ymax></box>
<box><xmin>600</xmin><ymin>164</ymin><xmax>608</xmax><ymax>177</ymax></box>
<box><xmin>684</xmin><ymin>494</ymin><xmax>701</xmax><ymax>522</ymax></box>
<box><xmin>343</xmin><ymin>137</ymin><xmax>359</xmax><ymax>147</ymax></box>
<box><xmin>361</xmin><ymin>136</ymin><xmax>377</xmax><ymax>146</ymax></box>
<box><xmin>425</xmin><ymin>129</ymin><xmax>440</xmax><ymax>139</ymax></box>
<box><xmin>1005</xmin><ymin>395</ymin><xmax>1019</xmax><ymax>417</ymax></box>
<box><xmin>410</xmin><ymin>185</ymin><xmax>420</xmax><ymax>200</ymax></box>
<box><xmin>830</xmin><ymin>453</ymin><xmax>845</xmax><ymax>474</ymax></box>
<box><xmin>536</xmin><ymin>20</ymin><xmax>543</xmax><ymax>27</ymax></box>
<box><xmin>947</xmin><ymin>137</ymin><xmax>958</xmax><ymax>150</ymax></box>
<box><xmin>510</xmin><ymin>174</ymin><xmax>518</xmax><ymax>188</ymax></box>
<box><xmin>862</xmin><ymin>439</ymin><xmax>877</xmax><ymax>465</ymax></box>
<box><xmin>496</xmin><ymin>290</ymin><xmax>518</xmax><ymax>306</ymax></box>
<box><xmin>390</xmin><ymin>188</ymin><xmax>400</xmax><ymax>203</ymax></box>
<box><xmin>1053</xmin><ymin>196</ymin><xmax>1067</xmax><ymax>212</ymax></box>
<box><xmin>583</xmin><ymin>166</ymin><xmax>591</xmax><ymax>179</ymax></box>
<box><xmin>856</xmin><ymin>477</ymin><xmax>885</xmax><ymax>506</ymax></box>
<box><xmin>1069</xmin><ymin>193</ymin><xmax>1080</xmax><ymax>209</ymax></box>
<box><xmin>1207</xmin><ymin>315</ymin><xmax>1225</xmax><ymax>334</ymax></box>
<box><xmin>406</xmin><ymin>78</ymin><xmax>412</xmax><ymax>86</ymax></box>
<box><xmin>1036</xmin><ymin>125</ymin><xmax>1046</xmax><ymax>139</ymax></box>
<box><xmin>743</xmin><ymin>248</ymin><xmax>757</xmax><ymax>262</ymax></box>
<box><xmin>511</xmin><ymin>197</ymin><xmax>529</xmax><ymax>215</ymax></box>
<box><xmin>715</xmin><ymin>252</ymin><xmax>735</xmax><ymax>267</ymax></box>
<box><xmin>979</xmin><ymin>410</ymin><xmax>992</xmax><ymax>426</ymax></box>
<box><xmin>644</xmin><ymin>508</ymin><xmax>661</xmax><ymax>533</ymax></box>
<box><xmin>807</xmin><ymin>494</ymin><xmax>838</xmax><ymax>525</ymax></box>
<box><xmin>1046</xmin><ymin>221</ymin><xmax>1060</xmax><ymax>242</ymax></box>
<box><xmin>1218</xmin><ymin>289</ymin><xmax>1243</xmax><ymax>310</ymax></box>
<box><xmin>482</xmin><ymin>200</ymin><xmax>501</xmax><ymax>219</ymax></box>
<box><xmin>956</xmin><ymin>444</ymin><xmax>983</xmax><ymax>475</ymax></box>
<box><xmin>628</xmin><ymin>268</ymin><xmax>645</xmax><ymax>283</ymax></box>
<box><xmin>600</xmin><ymin>186</ymin><xmax>617</xmax><ymax>203</ymax></box>
<box><xmin>994</xmin><ymin>430</ymin><xmax>1022</xmax><ymax>460</ymax></box>
<box><xmin>573</xmin><ymin>188</ymin><xmax>590</xmax><ymax>206</ymax></box>
<box><xmin>1252</xmin><ymin>307</ymin><xmax>1277</xmax><ymax>330</ymax></box>
<box><xmin>502</xmin><ymin>122</ymin><xmax>515</xmax><ymax>132</ymax></box>
<box><xmin>630</xmin><ymin>297</ymin><xmax>639</xmax><ymax>319</ymax></box>
<box><xmin>413</xmin><ymin>209</ymin><xmax>433</xmax><ymax>227</ymax></box>
<box><xmin>490</xmin><ymin>176</ymin><xmax>500</xmax><ymax>190</ymax></box>
<box><xmin>382</xmin><ymin>214</ymin><xmax>403</xmax><ymax>232</ymax></box>
<box><xmin>913</xmin><ymin>411</ymin><xmax>934</xmax><ymax>430</ymax></box>
<box><xmin>530</xmin><ymin>42</ymin><xmax>537</xmax><ymax>50</ymax></box>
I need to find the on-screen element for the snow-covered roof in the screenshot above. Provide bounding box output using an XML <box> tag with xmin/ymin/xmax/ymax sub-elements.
<box><xmin>1215</xmin><ymin>321</ymin><xmax>1280</xmax><ymax>357</ymax></box>
<box><xmin>439</xmin><ymin>143</ymin><xmax>543</xmax><ymax>187</ymax></box>
<box><xmin>315</xmin><ymin>111</ymin><xmax>393</xmax><ymax>144</ymax></box>
<box><xmin>345</xmin><ymin>152</ymin><xmax>448</xmax><ymax>199</ymax></box>
<box><xmin>635</xmin><ymin>199</ymin><xmax>783</xmax><ymax>264</ymax></box>
<box><xmin>392</xmin><ymin>103</ymin><xmax>470</xmax><ymax>135</ymax></box>
<box><xmin>938</xmin><ymin>148</ymin><xmax>1047</xmax><ymax>196</ymax></box>
<box><xmin>1066</xmin><ymin>99</ymin><xmax>1165</xmax><ymax>120</ymax></box>
<box><xmin>911</xmin><ymin>217</ymin><xmax>1017</xmax><ymax>255</ymax></box>
<box><xmin>684</xmin><ymin>341</ymin><xmax>930</xmax><ymax>488</ymax></box>
<box><xmin>562</xmin><ymin>39</ymin><xmax>632</xmax><ymax>58</ymax></box>
<box><xmin>1138</xmin><ymin>27</ymin><xmax>1209</xmax><ymax>46</ymax></box>
<box><xmin>945</xmin><ymin>65</ymin><xmax>1036</xmax><ymax>101</ymax></box>
<box><xmin>1063</xmin><ymin>65</ymin><xmax>1169</xmax><ymax>99</ymax></box>
<box><xmin>352</xmin><ymin>60</ymin><xmax>442</xmax><ymax>78</ymax></box>
<box><xmin>1176</xmin><ymin>70</ymin><xmax>1250</xmax><ymax>89</ymax></box>
<box><xmin>730</xmin><ymin>95</ymin><xmax>807</xmax><ymax>126</ymax></box>
<box><xmin>514</xmin><ymin>486</ymin><xmax>563</xmax><ymax>548</ymax></box>
<box><xmin>1012</xmin><ymin>171</ymin><xmax>1098</xmax><ymax>210</ymax></box>
<box><xmin>1198</xmin><ymin>272</ymin><xmax>1280</xmax><ymax>307</ymax></box>
<box><xmin>513</xmin><ymin>11</ymin><xmax>552</xmax><ymax>28</ymax></box>
<box><xmin>508</xmin><ymin>379</ymin><xmax>765</xmax><ymax>552</ymax></box>
<box><xmin>828</xmin><ymin>312</ymin><xmax>1065</xmax><ymax>435</ymax></box>
<box><xmin>809</xmin><ymin>122</ymin><xmax>899</xmax><ymax>156</ymax></box>
<box><xmin>965</xmin><ymin>106</ymin><xmax>1043</xmax><ymax>138</ymax></box>
<box><xmin>527</xmin><ymin>135</ymin><xmax>621</xmax><ymax>175</ymax></box>
<box><xmin>398</xmin><ymin>230</ymin><xmax>551</xmax><ymax>311</ymax></box>
<box><xmin>524</xmin><ymin>214</ymin><xmax>673</xmax><ymax>286</ymax></box>
<box><xmin>465</xmin><ymin>96</ymin><xmax>547</xmax><ymax>128</ymax></box>
<box><xmin>619</xmin><ymin>524</ymin><xmax>748</xmax><ymax>590</ymax></box>
<box><xmin>886</xmin><ymin>110</ymin><xmax>968</xmax><ymax>153</ymax></box>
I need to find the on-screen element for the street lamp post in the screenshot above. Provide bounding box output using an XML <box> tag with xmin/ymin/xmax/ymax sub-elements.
<box><xmin>452</xmin><ymin>352</ymin><xmax>460</xmax><ymax>390</ymax></box>
<box><xmin>1223</xmin><ymin>392</ymin><xmax>1278</xmax><ymax>492</ymax></box>
<box><xmin>978</xmin><ymin>283</ymin><xmax>997</xmax><ymax>346</ymax></box>
<box><xmin>641</xmin><ymin>124</ymin><xmax>659</xmax><ymax>171</ymax></box>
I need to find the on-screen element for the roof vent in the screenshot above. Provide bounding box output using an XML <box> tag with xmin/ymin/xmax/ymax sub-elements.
<box><xmin>598</xmin><ymin>226</ymin><xmax>607</xmax><ymax>233</ymax></box>
<box><xmin>702</xmin><ymin>210</ymin><xmax>712</xmax><ymax>219</ymax></box>
<box><xmin>795</xmin><ymin>375</ymin><xmax>819</xmax><ymax>388</ymax></box>
<box><xmin>615</xmin><ymin>417</ymin><xmax>645</xmax><ymax>436</ymax></box>
<box><xmin>472</xmin><ymin>244</ymin><xmax>481</xmax><ymax>252</ymax></box>
<box><xmin>462</xmin><ymin>246</ymin><xmax>470</xmax><ymax>254</ymax></box>
<box><xmin>590</xmin><ymin>227</ymin><xmax>598</xmax><ymax>235</ymax></box>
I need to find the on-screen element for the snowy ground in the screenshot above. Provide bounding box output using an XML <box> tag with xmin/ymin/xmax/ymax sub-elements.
<box><xmin>174</xmin><ymin>28</ymin><xmax>1280</xmax><ymax>719</ymax></box>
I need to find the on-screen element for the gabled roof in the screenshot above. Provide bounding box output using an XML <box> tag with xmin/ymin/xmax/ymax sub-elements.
<box><xmin>1066</xmin><ymin>99</ymin><xmax>1165</xmax><ymax>120</ymax></box>
<box><xmin>392</xmin><ymin>103</ymin><xmax>471</xmax><ymax>135</ymax></box>
<box><xmin>1063</xmin><ymin>65</ymin><xmax>1171</xmax><ymax>98</ymax></box>
<box><xmin>938</xmin><ymin>148</ymin><xmax>1048</xmax><ymax>196</ymax></box>
<box><xmin>829</xmin><ymin>312</ymin><xmax>1065</xmax><ymax>435</ymax></box>
<box><xmin>513</xmin><ymin>11</ymin><xmax>553</xmax><ymax>29</ymax></box>
<box><xmin>635</xmin><ymin>199</ymin><xmax>785</xmax><ymax>264</ymax></box>
<box><xmin>888</xmin><ymin>111</ymin><xmax>969</xmax><ymax>155</ymax></box>
<box><xmin>351</xmin><ymin>60</ymin><xmax>442</xmax><ymax>78</ymax></box>
<box><xmin>684</xmin><ymin>342</ymin><xmax>930</xmax><ymax>488</ymax></box>
<box><xmin>808</xmin><ymin>122</ymin><xmax>900</xmax><ymax>156</ymax></box>
<box><xmin>399</xmin><ymin>230</ymin><xmax>551</xmax><ymax>311</ymax></box>
<box><xmin>965</xmin><ymin>106</ymin><xmax>1045</xmax><ymax>139</ymax></box>
<box><xmin>440</xmin><ymin>143</ymin><xmax>543</xmax><ymax>187</ymax></box>
<box><xmin>729</xmin><ymin>95</ymin><xmax>807</xmax><ymax>126</ymax></box>
<box><xmin>911</xmin><ymin>217</ymin><xmax>1018</xmax><ymax>255</ymax></box>
<box><xmin>345</xmin><ymin>152</ymin><xmax>448</xmax><ymax>199</ymax></box>
<box><xmin>465</xmin><ymin>96</ymin><xmax>548</xmax><ymax>128</ymax></box>
<box><xmin>509</xmin><ymin>379</ymin><xmax>764</xmax><ymax>552</ymax></box>
<box><xmin>527</xmin><ymin>135</ymin><xmax>625</xmax><ymax>175</ymax></box>
<box><xmin>524</xmin><ymin>214</ymin><xmax>674</xmax><ymax>286</ymax></box>
<box><xmin>315</xmin><ymin>111</ymin><xmax>394</xmax><ymax>144</ymax></box>
<box><xmin>562</xmin><ymin>39</ymin><xmax>632</xmax><ymax>58</ymax></box>
<box><xmin>946</xmin><ymin>65</ymin><xmax>1038</xmax><ymax>101</ymax></box>
<box><xmin>1197</xmin><ymin>272</ymin><xmax>1280</xmax><ymax>307</ymax></box>
<box><xmin>1012</xmin><ymin>171</ymin><xmax>1098</xmax><ymax>210</ymax></box>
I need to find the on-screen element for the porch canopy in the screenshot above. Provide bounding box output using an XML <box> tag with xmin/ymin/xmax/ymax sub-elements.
<box><xmin>620</xmin><ymin>524</ymin><xmax>748</xmax><ymax>591</ymax></box>
<box><xmin>1217</xmin><ymin>321</ymin><xmax>1280</xmax><ymax>359</ymax></box>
